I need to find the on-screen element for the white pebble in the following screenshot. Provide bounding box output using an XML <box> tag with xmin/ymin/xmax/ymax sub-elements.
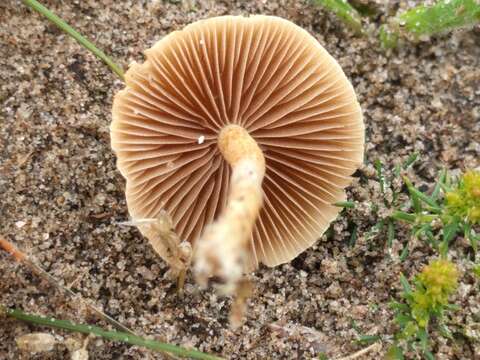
<box><xmin>197</xmin><ymin>135</ymin><xmax>205</xmax><ymax>144</ymax></box>
<box><xmin>15</xmin><ymin>221</ymin><xmax>26</xmax><ymax>228</ymax></box>
<box><xmin>71</xmin><ymin>349</ymin><xmax>89</xmax><ymax>360</ymax></box>
<box><xmin>16</xmin><ymin>333</ymin><xmax>57</xmax><ymax>353</ymax></box>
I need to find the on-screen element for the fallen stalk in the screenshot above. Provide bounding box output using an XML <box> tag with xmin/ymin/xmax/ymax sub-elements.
<box><xmin>1</xmin><ymin>306</ymin><xmax>223</xmax><ymax>360</ymax></box>
<box><xmin>335</xmin><ymin>341</ymin><xmax>381</xmax><ymax>360</ymax></box>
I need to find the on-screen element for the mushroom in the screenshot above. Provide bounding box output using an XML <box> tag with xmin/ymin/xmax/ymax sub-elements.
<box><xmin>111</xmin><ymin>15</ymin><xmax>364</xmax><ymax>289</ymax></box>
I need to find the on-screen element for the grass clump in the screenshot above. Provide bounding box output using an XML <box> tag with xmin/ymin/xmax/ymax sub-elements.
<box><xmin>412</xmin><ymin>260</ymin><xmax>459</xmax><ymax>327</ymax></box>
<box><xmin>340</xmin><ymin>162</ymin><xmax>475</xmax><ymax>358</ymax></box>
<box><xmin>388</xmin><ymin>259</ymin><xmax>459</xmax><ymax>359</ymax></box>
<box><xmin>351</xmin><ymin>154</ymin><xmax>418</xmax><ymax>256</ymax></box>
<box><xmin>391</xmin><ymin>169</ymin><xmax>480</xmax><ymax>257</ymax></box>
<box><xmin>385</xmin><ymin>170</ymin><xmax>480</xmax><ymax>358</ymax></box>
<box><xmin>381</xmin><ymin>0</ymin><xmax>480</xmax><ymax>49</ymax></box>
<box><xmin>444</xmin><ymin>170</ymin><xmax>480</xmax><ymax>225</ymax></box>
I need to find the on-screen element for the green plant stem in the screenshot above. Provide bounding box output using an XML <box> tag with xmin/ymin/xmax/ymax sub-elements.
<box><xmin>2</xmin><ymin>306</ymin><xmax>223</xmax><ymax>360</ymax></box>
<box><xmin>403</xmin><ymin>177</ymin><xmax>440</xmax><ymax>211</ymax></box>
<box><xmin>391</xmin><ymin>211</ymin><xmax>416</xmax><ymax>223</ymax></box>
<box><xmin>387</xmin><ymin>220</ymin><xmax>395</xmax><ymax>248</ymax></box>
<box><xmin>22</xmin><ymin>0</ymin><xmax>125</xmax><ymax>80</ymax></box>
<box><xmin>334</xmin><ymin>201</ymin><xmax>355</xmax><ymax>208</ymax></box>
<box><xmin>313</xmin><ymin>0</ymin><xmax>364</xmax><ymax>34</ymax></box>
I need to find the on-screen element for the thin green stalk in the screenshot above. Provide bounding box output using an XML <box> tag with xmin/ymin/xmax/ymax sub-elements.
<box><xmin>402</xmin><ymin>153</ymin><xmax>418</xmax><ymax>170</ymax></box>
<box><xmin>22</xmin><ymin>0</ymin><xmax>124</xmax><ymax>80</ymax></box>
<box><xmin>391</xmin><ymin>211</ymin><xmax>416</xmax><ymax>223</ymax></box>
<box><xmin>313</xmin><ymin>0</ymin><xmax>364</xmax><ymax>34</ymax></box>
<box><xmin>349</xmin><ymin>224</ymin><xmax>358</xmax><ymax>247</ymax></box>
<box><xmin>403</xmin><ymin>177</ymin><xmax>440</xmax><ymax>211</ymax></box>
<box><xmin>399</xmin><ymin>245</ymin><xmax>409</xmax><ymax>261</ymax></box>
<box><xmin>334</xmin><ymin>200</ymin><xmax>356</xmax><ymax>208</ymax></box>
<box><xmin>387</xmin><ymin>220</ymin><xmax>395</xmax><ymax>248</ymax></box>
<box><xmin>2</xmin><ymin>306</ymin><xmax>223</xmax><ymax>360</ymax></box>
<box><xmin>431</xmin><ymin>169</ymin><xmax>447</xmax><ymax>200</ymax></box>
<box><xmin>375</xmin><ymin>159</ymin><xmax>386</xmax><ymax>195</ymax></box>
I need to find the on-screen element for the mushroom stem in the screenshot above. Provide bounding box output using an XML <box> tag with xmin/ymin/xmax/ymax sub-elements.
<box><xmin>194</xmin><ymin>124</ymin><xmax>265</xmax><ymax>288</ymax></box>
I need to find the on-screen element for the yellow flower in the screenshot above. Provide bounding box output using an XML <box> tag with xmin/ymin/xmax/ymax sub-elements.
<box><xmin>418</xmin><ymin>260</ymin><xmax>458</xmax><ymax>305</ymax></box>
<box><xmin>468</xmin><ymin>207</ymin><xmax>480</xmax><ymax>223</ymax></box>
<box><xmin>445</xmin><ymin>192</ymin><xmax>461</xmax><ymax>207</ymax></box>
<box><xmin>464</xmin><ymin>171</ymin><xmax>480</xmax><ymax>197</ymax></box>
<box><xmin>444</xmin><ymin>170</ymin><xmax>480</xmax><ymax>225</ymax></box>
<box><xmin>407</xmin><ymin>259</ymin><xmax>458</xmax><ymax>330</ymax></box>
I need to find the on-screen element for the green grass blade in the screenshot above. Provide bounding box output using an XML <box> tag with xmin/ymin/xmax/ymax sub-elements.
<box><xmin>423</xmin><ymin>351</ymin><xmax>435</xmax><ymax>360</ymax></box>
<box><xmin>402</xmin><ymin>153</ymin><xmax>418</xmax><ymax>170</ymax></box>
<box><xmin>464</xmin><ymin>224</ymin><xmax>478</xmax><ymax>254</ymax></box>
<box><xmin>22</xmin><ymin>0</ymin><xmax>124</xmax><ymax>80</ymax></box>
<box><xmin>403</xmin><ymin>177</ymin><xmax>440</xmax><ymax>211</ymax></box>
<box><xmin>313</xmin><ymin>0</ymin><xmax>364</xmax><ymax>34</ymax></box>
<box><xmin>443</xmin><ymin>222</ymin><xmax>460</xmax><ymax>244</ymax></box>
<box><xmin>399</xmin><ymin>273</ymin><xmax>412</xmax><ymax>295</ymax></box>
<box><xmin>387</xmin><ymin>220</ymin><xmax>395</xmax><ymax>248</ymax></box>
<box><xmin>389</xmin><ymin>301</ymin><xmax>409</xmax><ymax>312</ymax></box>
<box><xmin>431</xmin><ymin>169</ymin><xmax>447</xmax><ymax>200</ymax></box>
<box><xmin>334</xmin><ymin>201</ymin><xmax>355</xmax><ymax>208</ymax></box>
<box><xmin>375</xmin><ymin>159</ymin><xmax>386</xmax><ymax>195</ymax></box>
<box><xmin>440</xmin><ymin>221</ymin><xmax>460</xmax><ymax>257</ymax></box>
<box><xmin>391</xmin><ymin>211</ymin><xmax>416</xmax><ymax>223</ymax></box>
<box><xmin>394</xmin><ymin>163</ymin><xmax>402</xmax><ymax>178</ymax></box>
<box><xmin>365</xmin><ymin>220</ymin><xmax>385</xmax><ymax>241</ymax></box>
<box><xmin>2</xmin><ymin>307</ymin><xmax>223</xmax><ymax>360</ymax></box>
<box><xmin>349</xmin><ymin>224</ymin><xmax>358</xmax><ymax>247</ymax></box>
<box><xmin>399</xmin><ymin>246</ymin><xmax>409</xmax><ymax>262</ymax></box>
<box><xmin>356</xmin><ymin>334</ymin><xmax>381</xmax><ymax>344</ymax></box>
<box><xmin>403</xmin><ymin>177</ymin><xmax>422</xmax><ymax>213</ymax></box>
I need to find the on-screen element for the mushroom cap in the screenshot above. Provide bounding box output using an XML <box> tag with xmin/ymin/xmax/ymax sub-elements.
<box><xmin>111</xmin><ymin>15</ymin><xmax>364</xmax><ymax>270</ymax></box>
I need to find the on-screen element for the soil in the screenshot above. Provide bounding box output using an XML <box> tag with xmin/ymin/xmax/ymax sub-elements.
<box><xmin>1</xmin><ymin>0</ymin><xmax>479</xmax><ymax>359</ymax></box>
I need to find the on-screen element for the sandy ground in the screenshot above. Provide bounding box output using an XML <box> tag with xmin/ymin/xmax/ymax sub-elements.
<box><xmin>1</xmin><ymin>0</ymin><xmax>479</xmax><ymax>359</ymax></box>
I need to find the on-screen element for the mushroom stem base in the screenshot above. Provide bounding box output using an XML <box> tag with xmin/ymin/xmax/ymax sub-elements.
<box><xmin>194</xmin><ymin>125</ymin><xmax>265</xmax><ymax>289</ymax></box>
